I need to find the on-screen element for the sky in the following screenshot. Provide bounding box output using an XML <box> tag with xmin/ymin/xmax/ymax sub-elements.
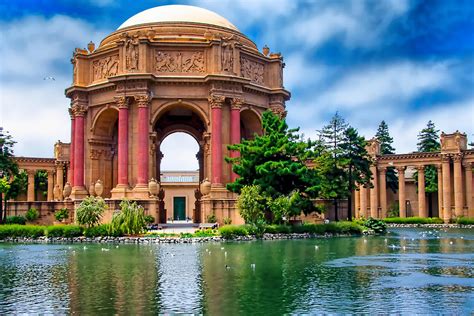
<box><xmin>0</xmin><ymin>0</ymin><xmax>473</xmax><ymax>171</ymax></box>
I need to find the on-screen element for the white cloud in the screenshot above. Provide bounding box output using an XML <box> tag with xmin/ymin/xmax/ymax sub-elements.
<box><xmin>160</xmin><ymin>133</ymin><xmax>200</xmax><ymax>171</ymax></box>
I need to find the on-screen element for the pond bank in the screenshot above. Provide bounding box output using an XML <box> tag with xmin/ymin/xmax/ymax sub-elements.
<box><xmin>386</xmin><ymin>223</ymin><xmax>474</xmax><ymax>229</ymax></box>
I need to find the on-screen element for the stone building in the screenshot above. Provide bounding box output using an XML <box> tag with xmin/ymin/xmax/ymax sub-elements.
<box><xmin>7</xmin><ymin>5</ymin><xmax>473</xmax><ymax>224</ymax></box>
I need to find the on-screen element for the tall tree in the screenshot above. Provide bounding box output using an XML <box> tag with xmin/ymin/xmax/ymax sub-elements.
<box><xmin>226</xmin><ymin>111</ymin><xmax>321</xmax><ymax>216</ymax></box>
<box><xmin>0</xmin><ymin>127</ymin><xmax>19</xmax><ymax>223</ymax></box>
<box><xmin>375</xmin><ymin>120</ymin><xmax>398</xmax><ymax>193</ymax></box>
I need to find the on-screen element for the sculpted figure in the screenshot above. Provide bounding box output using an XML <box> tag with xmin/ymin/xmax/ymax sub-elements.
<box><xmin>221</xmin><ymin>36</ymin><xmax>235</xmax><ymax>72</ymax></box>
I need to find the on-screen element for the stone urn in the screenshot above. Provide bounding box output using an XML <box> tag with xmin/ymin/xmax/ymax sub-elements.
<box><xmin>53</xmin><ymin>184</ymin><xmax>60</xmax><ymax>201</ymax></box>
<box><xmin>89</xmin><ymin>182</ymin><xmax>96</xmax><ymax>196</ymax></box>
<box><xmin>87</xmin><ymin>41</ymin><xmax>95</xmax><ymax>53</ymax></box>
<box><xmin>263</xmin><ymin>45</ymin><xmax>270</xmax><ymax>56</ymax></box>
<box><xmin>63</xmin><ymin>182</ymin><xmax>72</xmax><ymax>199</ymax></box>
<box><xmin>95</xmin><ymin>180</ymin><xmax>104</xmax><ymax>197</ymax></box>
<box><xmin>200</xmin><ymin>178</ymin><xmax>211</xmax><ymax>196</ymax></box>
<box><xmin>148</xmin><ymin>178</ymin><xmax>159</xmax><ymax>197</ymax></box>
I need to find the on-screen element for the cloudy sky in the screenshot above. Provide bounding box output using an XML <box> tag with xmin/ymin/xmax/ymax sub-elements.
<box><xmin>1</xmin><ymin>0</ymin><xmax>473</xmax><ymax>170</ymax></box>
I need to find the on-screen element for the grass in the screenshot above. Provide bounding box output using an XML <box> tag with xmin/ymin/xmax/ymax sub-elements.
<box><xmin>383</xmin><ymin>217</ymin><xmax>444</xmax><ymax>224</ymax></box>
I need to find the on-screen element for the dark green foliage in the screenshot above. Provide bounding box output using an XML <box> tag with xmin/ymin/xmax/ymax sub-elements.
<box><xmin>219</xmin><ymin>225</ymin><xmax>249</xmax><ymax>239</ymax></box>
<box><xmin>383</xmin><ymin>217</ymin><xmax>444</xmax><ymax>224</ymax></box>
<box><xmin>206</xmin><ymin>213</ymin><xmax>217</xmax><ymax>223</ymax></box>
<box><xmin>264</xmin><ymin>224</ymin><xmax>291</xmax><ymax>234</ymax></box>
<box><xmin>417</xmin><ymin>120</ymin><xmax>440</xmax><ymax>152</ymax></box>
<box><xmin>144</xmin><ymin>215</ymin><xmax>154</xmax><ymax>224</ymax></box>
<box><xmin>34</xmin><ymin>170</ymin><xmax>48</xmax><ymax>198</ymax></box>
<box><xmin>387</xmin><ymin>202</ymin><xmax>399</xmax><ymax>218</ymax></box>
<box><xmin>0</xmin><ymin>225</ymin><xmax>45</xmax><ymax>238</ymax></box>
<box><xmin>110</xmin><ymin>200</ymin><xmax>146</xmax><ymax>235</ymax></box>
<box><xmin>375</xmin><ymin>121</ymin><xmax>398</xmax><ymax>193</ymax></box>
<box><xmin>226</xmin><ymin>111</ymin><xmax>321</xmax><ymax>215</ymax></box>
<box><xmin>456</xmin><ymin>217</ymin><xmax>474</xmax><ymax>225</ymax></box>
<box><xmin>54</xmin><ymin>208</ymin><xmax>69</xmax><ymax>222</ymax></box>
<box><xmin>46</xmin><ymin>225</ymin><xmax>82</xmax><ymax>238</ymax></box>
<box><xmin>84</xmin><ymin>224</ymin><xmax>121</xmax><ymax>237</ymax></box>
<box><xmin>25</xmin><ymin>208</ymin><xmax>39</xmax><ymax>221</ymax></box>
<box><xmin>363</xmin><ymin>217</ymin><xmax>387</xmax><ymax>234</ymax></box>
<box><xmin>0</xmin><ymin>128</ymin><xmax>20</xmax><ymax>223</ymax></box>
<box><xmin>5</xmin><ymin>216</ymin><xmax>26</xmax><ymax>225</ymax></box>
<box><xmin>76</xmin><ymin>196</ymin><xmax>106</xmax><ymax>228</ymax></box>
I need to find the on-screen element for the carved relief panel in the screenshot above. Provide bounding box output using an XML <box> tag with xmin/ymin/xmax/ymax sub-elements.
<box><xmin>92</xmin><ymin>54</ymin><xmax>119</xmax><ymax>81</ymax></box>
<box><xmin>154</xmin><ymin>50</ymin><xmax>205</xmax><ymax>74</ymax></box>
<box><xmin>240</xmin><ymin>56</ymin><xmax>264</xmax><ymax>85</ymax></box>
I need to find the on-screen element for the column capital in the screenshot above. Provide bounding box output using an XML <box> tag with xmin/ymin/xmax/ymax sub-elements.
<box><xmin>441</xmin><ymin>154</ymin><xmax>451</xmax><ymax>163</ymax></box>
<box><xmin>270</xmin><ymin>105</ymin><xmax>287</xmax><ymax>119</ymax></box>
<box><xmin>462</xmin><ymin>161</ymin><xmax>473</xmax><ymax>170</ymax></box>
<box><xmin>71</xmin><ymin>104</ymin><xmax>87</xmax><ymax>117</ymax></box>
<box><xmin>436</xmin><ymin>163</ymin><xmax>443</xmax><ymax>171</ymax></box>
<box><xmin>208</xmin><ymin>94</ymin><xmax>226</xmax><ymax>109</ymax></box>
<box><xmin>135</xmin><ymin>93</ymin><xmax>151</xmax><ymax>108</ymax></box>
<box><xmin>452</xmin><ymin>152</ymin><xmax>463</xmax><ymax>162</ymax></box>
<box><xmin>416</xmin><ymin>165</ymin><xmax>425</xmax><ymax>172</ymax></box>
<box><xmin>396</xmin><ymin>166</ymin><xmax>406</xmax><ymax>173</ymax></box>
<box><xmin>378</xmin><ymin>166</ymin><xmax>387</xmax><ymax>173</ymax></box>
<box><xmin>230</xmin><ymin>97</ymin><xmax>244</xmax><ymax>110</ymax></box>
<box><xmin>26</xmin><ymin>169</ymin><xmax>36</xmax><ymax>177</ymax></box>
<box><xmin>115</xmin><ymin>96</ymin><xmax>131</xmax><ymax>109</ymax></box>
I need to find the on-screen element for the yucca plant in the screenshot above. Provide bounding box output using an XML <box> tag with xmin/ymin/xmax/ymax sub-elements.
<box><xmin>110</xmin><ymin>200</ymin><xmax>146</xmax><ymax>235</ymax></box>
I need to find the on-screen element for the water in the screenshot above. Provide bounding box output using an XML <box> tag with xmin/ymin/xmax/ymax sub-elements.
<box><xmin>0</xmin><ymin>228</ymin><xmax>473</xmax><ymax>314</ymax></box>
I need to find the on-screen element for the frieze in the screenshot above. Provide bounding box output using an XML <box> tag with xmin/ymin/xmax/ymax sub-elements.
<box><xmin>378</xmin><ymin>152</ymin><xmax>441</xmax><ymax>161</ymax></box>
<box><xmin>92</xmin><ymin>54</ymin><xmax>119</xmax><ymax>81</ymax></box>
<box><xmin>241</xmin><ymin>56</ymin><xmax>264</xmax><ymax>85</ymax></box>
<box><xmin>154</xmin><ymin>50</ymin><xmax>205</xmax><ymax>74</ymax></box>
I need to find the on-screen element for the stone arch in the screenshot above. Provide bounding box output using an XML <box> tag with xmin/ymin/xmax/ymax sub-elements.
<box><xmin>240</xmin><ymin>108</ymin><xmax>262</xmax><ymax>140</ymax></box>
<box><xmin>91</xmin><ymin>107</ymin><xmax>119</xmax><ymax>138</ymax></box>
<box><xmin>151</xmin><ymin>100</ymin><xmax>210</xmax><ymax>129</ymax></box>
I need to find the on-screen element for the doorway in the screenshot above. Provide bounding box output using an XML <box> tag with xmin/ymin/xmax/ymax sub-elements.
<box><xmin>173</xmin><ymin>197</ymin><xmax>186</xmax><ymax>221</ymax></box>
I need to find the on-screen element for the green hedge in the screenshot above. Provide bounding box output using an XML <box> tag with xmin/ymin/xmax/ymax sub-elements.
<box><xmin>5</xmin><ymin>216</ymin><xmax>26</xmax><ymax>225</ymax></box>
<box><xmin>219</xmin><ymin>225</ymin><xmax>249</xmax><ymax>238</ymax></box>
<box><xmin>456</xmin><ymin>217</ymin><xmax>474</xmax><ymax>225</ymax></box>
<box><xmin>45</xmin><ymin>225</ymin><xmax>83</xmax><ymax>238</ymax></box>
<box><xmin>0</xmin><ymin>225</ymin><xmax>45</xmax><ymax>238</ymax></box>
<box><xmin>383</xmin><ymin>217</ymin><xmax>444</xmax><ymax>224</ymax></box>
<box><xmin>83</xmin><ymin>224</ymin><xmax>121</xmax><ymax>237</ymax></box>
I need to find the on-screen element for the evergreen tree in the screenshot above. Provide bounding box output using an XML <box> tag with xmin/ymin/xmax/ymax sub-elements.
<box><xmin>0</xmin><ymin>127</ymin><xmax>20</xmax><ymax>223</ymax></box>
<box><xmin>375</xmin><ymin>120</ymin><xmax>398</xmax><ymax>193</ymax></box>
<box><xmin>226</xmin><ymin>111</ymin><xmax>321</xmax><ymax>216</ymax></box>
<box><xmin>417</xmin><ymin>120</ymin><xmax>440</xmax><ymax>152</ymax></box>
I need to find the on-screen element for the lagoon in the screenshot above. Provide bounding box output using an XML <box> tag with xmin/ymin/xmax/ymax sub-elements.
<box><xmin>0</xmin><ymin>227</ymin><xmax>473</xmax><ymax>314</ymax></box>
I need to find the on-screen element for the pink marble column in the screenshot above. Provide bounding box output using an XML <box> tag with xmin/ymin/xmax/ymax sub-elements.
<box><xmin>136</xmin><ymin>94</ymin><xmax>150</xmax><ymax>185</ymax></box>
<box><xmin>69</xmin><ymin>108</ymin><xmax>75</xmax><ymax>185</ymax></box>
<box><xmin>209</xmin><ymin>95</ymin><xmax>225</xmax><ymax>185</ymax></box>
<box><xmin>73</xmin><ymin>113</ymin><xmax>85</xmax><ymax>188</ymax></box>
<box><xmin>117</xmin><ymin>96</ymin><xmax>129</xmax><ymax>186</ymax></box>
<box><xmin>230</xmin><ymin>98</ymin><xmax>243</xmax><ymax>182</ymax></box>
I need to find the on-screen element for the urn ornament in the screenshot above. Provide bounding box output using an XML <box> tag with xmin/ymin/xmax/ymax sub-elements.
<box><xmin>262</xmin><ymin>45</ymin><xmax>270</xmax><ymax>56</ymax></box>
<box><xmin>148</xmin><ymin>178</ymin><xmax>159</xmax><ymax>197</ymax></box>
<box><xmin>87</xmin><ymin>41</ymin><xmax>95</xmax><ymax>53</ymax></box>
<box><xmin>89</xmin><ymin>182</ymin><xmax>96</xmax><ymax>196</ymax></box>
<box><xmin>95</xmin><ymin>180</ymin><xmax>104</xmax><ymax>197</ymax></box>
<box><xmin>200</xmin><ymin>178</ymin><xmax>211</xmax><ymax>196</ymax></box>
<box><xmin>53</xmin><ymin>184</ymin><xmax>60</xmax><ymax>201</ymax></box>
<box><xmin>63</xmin><ymin>182</ymin><xmax>72</xmax><ymax>199</ymax></box>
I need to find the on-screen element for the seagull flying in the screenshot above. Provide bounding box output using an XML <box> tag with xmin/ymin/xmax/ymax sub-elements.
<box><xmin>43</xmin><ymin>76</ymin><xmax>56</xmax><ymax>81</ymax></box>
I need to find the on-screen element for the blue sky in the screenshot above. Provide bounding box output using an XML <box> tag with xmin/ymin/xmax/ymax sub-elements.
<box><xmin>0</xmin><ymin>0</ymin><xmax>473</xmax><ymax>170</ymax></box>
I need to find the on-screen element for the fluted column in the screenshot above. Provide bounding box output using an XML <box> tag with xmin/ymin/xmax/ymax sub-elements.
<box><xmin>136</xmin><ymin>94</ymin><xmax>150</xmax><ymax>186</ymax></box>
<box><xmin>56</xmin><ymin>162</ymin><xmax>64</xmax><ymax>200</ymax></box>
<box><xmin>354</xmin><ymin>186</ymin><xmax>360</xmax><ymax>218</ymax></box>
<box><xmin>465</xmin><ymin>162</ymin><xmax>473</xmax><ymax>217</ymax></box>
<box><xmin>359</xmin><ymin>185</ymin><xmax>367</xmax><ymax>218</ymax></box>
<box><xmin>47</xmin><ymin>170</ymin><xmax>54</xmax><ymax>201</ymax></box>
<box><xmin>453</xmin><ymin>153</ymin><xmax>464</xmax><ymax>217</ymax></box>
<box><xmin>379</xmin><ymin>167</ymin><xmax>387</xmax><ymax>218</ymax></box>
<box><xmin>209</xmin><ymin>95</ymin><xmax>225</xmax><ymax>185</ymax></box>
<box><xmin>436</xmin><ymin>164</ymin><xmax>443</xmax><ymax>219</ymax></box>
<box><xmin>68</xmin><ymin>108</ymin><xmax>75</xmax><ymax>185</ymax></box>
<box><xmin>27</xmin><ymin>170</ymin><xmax>35</xmax><ymax>202</ymax></box>
<box><xmin>370</xmin><ymin>165</ymin><xmax>378</xmax><ymax>218</ymax></box>
<box><xmin>230</xmin><ymin>98</ymin><xmax>243</xmax><ymax>182</ymax></box>
<box><xmin>72</xmin><ymin>107</ymin><xmax>86</xmax><ymax>190</ymax></box>
<box><xmin>417</xmin><ymin>165</ymin><xmax>427</xmax><ymax>218</ymax></box>
<box><xmin>117</xmin><ymin>96</ymin><xmax>130</xmax><ymax>187</ymax></box>
<box><xmin>397</xmin><ymin>166</ymin><xmax>406</xmax><ymax>217</ymax></box>
<box><xmin>441</xmin><ymin>155</ymin><xmax>452</xmax><ymax>222</ymax></box>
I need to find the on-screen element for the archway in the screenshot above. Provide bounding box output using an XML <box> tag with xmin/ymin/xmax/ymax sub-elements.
<box><xmin>240</xmin><ymin>109</ymin><xmax>262</xmax><ymax>140</ymax></box>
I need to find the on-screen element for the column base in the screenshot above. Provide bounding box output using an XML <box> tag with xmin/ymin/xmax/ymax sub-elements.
<box><xmin>70</xmin><ymin>186</ymin><xmax>89</xmax><ymax>200</ymax></box>
<box><xmin>131</xmin><ymin>184</ymin><xmax>150</xmax><ymax>199</ymax></box>
<box><xmin>110</xmin><ymin>184</ymin><xmax>132</xmax><ymax>199</ymax></box>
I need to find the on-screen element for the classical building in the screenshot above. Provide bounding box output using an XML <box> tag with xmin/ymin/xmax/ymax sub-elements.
<box><xmin>7</xmin><ymin>5</ymin><xmax>473</xmax><ymax>224</ymax></box>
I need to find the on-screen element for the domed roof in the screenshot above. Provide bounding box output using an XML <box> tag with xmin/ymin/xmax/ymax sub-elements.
<box><xmin>118</xmin><ymin>5</ymin><xmax>238</xmax><ymax>31</ymax></box>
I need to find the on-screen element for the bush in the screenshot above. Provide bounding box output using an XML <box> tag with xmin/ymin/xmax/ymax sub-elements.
<box><xmin>46</xmin><ymin>225</ymin><xmax>82</xmax><ymax>238</ymax></box>
<box><xmin>110</xmin><ymin>200</ymin><xmax>146</xmax><ymax>235</ymax></box>
<box><xmin>5</xmin><ymin>216</ymin><xmax>26</xmax><ymax>225</ymax></box>
<box><xmin>387</xmin><ymin>202</ymin><xmax>399</xmax><ymax>218</ymax></box>
<box><xmin>383</xmin><ymin>217</ymin><xmax>443</xmax><ymax>224</ymax></box>
<box><xmin>193</xmin><ymin>229</ymin><xmax>219</xmax><ymax>237</ymax></box>
<box><xmin>219</xmin><ymin>225</ymin><xmax>249</xmax><ymax>239</ymax></box>
<box><xmin>456</xmin><ymin>217</ymin><xmax>474</xmax><ymax>225</ymax></box>
<box><xmin>223</xmin><ymin>217</ymin><xmax>232</xmax><ymax>225</ymax></box>
<box><xmin>206</xmin><ymin>213</ymin><xmax>217</xmax><ymax>223</ymax></box>
<box><xmin>237</xmin><ymin>185</ymin><xmax>266</xmax><ymax>225</ymax></box>
<box><xmin>364</xmin><ymin>217</ymin><xmax>387</xmax><ymax>234</ymax></box>
<box><xmin>83</xmin><ymin>224</ymin><xmax>118</xmax><ymax>237</ymax></box>
<box><xmin>76</xmin><ymin>196</ymin><xmax>107</xmax><ymax>228</ymax></box>
<box><xmin>264</xmin><ymin>224</ymin><xmax>291</xmax><ymax>234</ymax></box>
<box><xmin>25</xmin><ymin>208</ymin><xmax>39</xmax><ymax>222</ymax></box>
<box><xmin>334</xmin><ymin>221</ymin><xmax>364</xmax><ymax>234</ymax></box>
<box><xmin>0</xmin><ymin>225</ymin><xmax>45</xmax><ymax>239</ymax></box>
<box><xmin>144</xmin><ymin>215</ymin><xmax>155</xmax><ymax>224</ymax></box>
<box><xmin>54</xmin><ymin>208</ymin><xmax>69</xmax><ymax>222</ymax></box>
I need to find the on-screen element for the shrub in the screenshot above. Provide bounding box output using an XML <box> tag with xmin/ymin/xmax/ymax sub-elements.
<box><xmin>364</xmin><ymin>217</ymin><xmax>387</xmax><ymax>234</ymax></box>
<box><xmin>83</xmin><ymin>224</ymin><xmax>120</xmax><ymax>237</ymax></box>
<box><xmin>223</xmin><ymin>217</ymin><xmax>232</xmax><ymax>225</ymax></box>
<box><xmin>76</xmin><ymin>196</ymin><xmax>107</xmax><ymax>228</ymax></box>
<box><xmin>0</xmin><ymin>225</ymin><xmax>45</xmax><ymax>239</ymax></box>
<box><xmin>383</xmin><ymin>217</ymin><xmax>443</xmax><ymax>224</ymax></box>
<box><xmin>456</xmin><ymin>217</ymin><xmax>474</xmax><ymax>225</ymax></box>
<box><xmin>264</xmin><ymin>224</ymin><xmax>291</xmax><ymax>234</ymax></box>
<box><xmin>193</xmin><ymin>229</ymin><xmax>219</xmax><ymax>237</ymax></box>
<box><xmin>387</xmin><ymin>202</ymin><xmax>399</xmax><ymax>218</ymax></box>
<box><xmin>25</xmin><ymin>208</ymin><xmax>39</xmax><ymax>222</ymax></box>
<box><xmin>54</xmin><ymin>208</ymin><xmax>69</xmax><ymax>222</ymax></box>
<box><xmin>219</xmin><ymin>225</ymin><xmax>249</xmax><ymax>239</ymax></box>
<box><xmin>206</xmin><ymin>213</ymin><xmax>217</xmax><ymax>223</ymax></box>
<box><xmin>46</xmin><ymin>225</ymin><xmax>82</xmax><ymax>238</ymax></box>
<box><xmin>5</xmin><ymin>216</ymin><xmax>26</xmax><ymax>225</ymax></box>
<box><xmin>237</xmin><ymin>185</ymin><xmax>266</xmax><ymax>225</ymax></box>
<box><xmin>110</xmin><ymin>200</ymin><xmax>146</xmax><ymax>235</ymax></box>
<box><xmin>144</xmin><ymin>215</ymin><xmax>155</xmax><ymax>224</ymax></box>
<box><xmin>334</xmin><ymin>221</ymin><xmax>363</xmax><ymax>234</ymax></box>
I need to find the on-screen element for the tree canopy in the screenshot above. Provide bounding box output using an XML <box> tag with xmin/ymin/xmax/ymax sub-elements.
<box><xmin>417</xmin><ymin>120</ymin><xmax>440</xmax><ymax>152</ymax></box>
<box><xmin>375</xmin><ymin>120</ymin><xmax>398</xmax><ymax>193</ymax></box>
<box><xmin>0</xmin><ymin>127</ymin><xmax>20</xmax><ymax>223</ymax></box>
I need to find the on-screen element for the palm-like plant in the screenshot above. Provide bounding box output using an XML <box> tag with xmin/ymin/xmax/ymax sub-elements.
<box><xmin>76</xmin><ymin>196</ymin><xmax>106</xmax><ymax>228</ymax></box>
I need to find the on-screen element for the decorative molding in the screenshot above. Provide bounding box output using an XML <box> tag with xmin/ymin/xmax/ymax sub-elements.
<box><xmin>230</xmin><ymin>98</ymin><xmax>244</xmax><ymax>110</ymax></box>
<box><xmin>154</xmin><ymin>50</ymin><xmax>205</xmax><ymax>73</ymax></box>
<box><xmin>270</xmin><ymin>105</ymin><xmax>287</xmax><ymax>118</ymax></box>
<box><xmin>416</xmin><ymin>165</ymin><xmax>425</xmax><ymax>172</ymax></box>
<box><xmin>208</xmin><ymin>94</ymin><xmax>226</xmax><ymax>109</ymax></box>
<box><xmin>378</xmin><ymin>152</ymin><xmax>441</xmax><ymax>161</ymax></box>
<box><xmin>72</xmin><ymin>104</ymin><xmax>87</xmax><ymax>117</ymax></box>
<box><xmin>135</xmin><ymin>94</ymin><xmax>151</xmax><ymax>108</ymax></box>
<box><xmin>92</xmin><ymin>54</ymin><xmax>119</xmax><ymax>81</ymax></box>
<box><xmin>114</xmin><ymin>96</ymin><xmax>130</xmax><ymax>109</ymax></box>
<box><xmin>452</xmin><ymin>152</ymin><xmax>463</xmax><ymax>162</ymax></box>
<box><xmin>241</xmin><ymin>56</ymin><xmax>264</xmax><ymax>85</ymax></box>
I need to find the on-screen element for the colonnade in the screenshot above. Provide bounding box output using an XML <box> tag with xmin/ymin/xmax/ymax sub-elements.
<box><xmin>24</xmin><ymin>160</ymin><xmax>68</xmax><ymax>202</ymax></box>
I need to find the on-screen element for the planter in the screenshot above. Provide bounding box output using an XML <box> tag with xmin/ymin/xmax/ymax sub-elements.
<box><xmin>94</xmin><ymin>180</ymin><xmax>103</xmax><ymax>197</ymax></box>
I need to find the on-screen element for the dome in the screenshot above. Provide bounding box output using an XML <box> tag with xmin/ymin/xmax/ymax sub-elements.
<box><xmin>118</xmin><ymin>5</ymin><xmax>238</xmax><ymax>31</ymax></box>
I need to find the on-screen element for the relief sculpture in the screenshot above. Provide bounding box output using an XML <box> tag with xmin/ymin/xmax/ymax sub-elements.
<box><xmin>240</xmin><ymin>57</ymin><xmax>264</xmax><ymax>85</ymax></box>
<box><xmin>155</xmin><ymin>50</ymin><xmax>205</xmax><ymax>73</ymax></box>
<box><xmin>92</xmin><ymin>55</ymin><xmax>119</xmax><ymax>81</ymax></box>
<box><xmin>125</xmin><ymin>34</ymin><xmax>139</xmax><ymax>71</ymax></box>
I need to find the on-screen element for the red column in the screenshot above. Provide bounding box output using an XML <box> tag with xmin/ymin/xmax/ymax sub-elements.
<box><xmin>136</xmin><ymin>95</ymin><xmax>150</xmax><ymax>185</ymax></box>
<box><xmin>117</xmin><ymin>100</ymin><xmax>129</xmax><ymax>186</ymax></box>
<box><xmin>69</xmin><ymin>111</ymin><xmax>75</xmax><ymax>185</ymax></box>
<box><xmin>230</xmin><ymin>98</ymin><xmax>243</xmax><ymax>182</ymax></box>
<box><xmin>210</xmin><ymin>95</ymin><xmax>225</xmax><ymax>185</ymax></box>
<box><xmin>73</xmin><ymin>114</ymin><xmax>85</xmax><ymax>187</ymax></box>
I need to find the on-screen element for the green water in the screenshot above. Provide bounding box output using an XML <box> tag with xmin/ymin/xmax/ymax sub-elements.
<box><xmin>0</xmin><ymin>228</ymin><xmax>473</xmax><ymax>314</ymax></box>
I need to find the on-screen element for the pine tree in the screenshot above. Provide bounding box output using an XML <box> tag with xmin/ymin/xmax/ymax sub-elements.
<box><xmin>417</xmin><ymin>120</ymin><xmax>440</xmax><ymax>152</ymax></box>
<box><xmin>375</xmin><ymin>120</ymin><xmax>398</xmax><ymax>193</ymax></box>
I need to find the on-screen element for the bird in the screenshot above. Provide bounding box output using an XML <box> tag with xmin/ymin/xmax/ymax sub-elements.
<box><xmin>101</xmin><ymin>248</ymin><xmax>109</xmax><ymax>252</ymax></box>
<box><xmin>314</xmin><ymin>245</ymin><xmax>319</xmax><ymax>250</ymax></box>
<box><xmin>250</xmin><ymin>263</ymin><xmax>256</xmax><ymax>270</ymax></box>
<box><xmin>225</xmin><ymin>265</ymin><xmax>230</xmax><ymax>270</ymax></box>
<box><xmin>43</xmin><ymin>76</ymin><xmax>56</xmax><ymax>81</ymax></box>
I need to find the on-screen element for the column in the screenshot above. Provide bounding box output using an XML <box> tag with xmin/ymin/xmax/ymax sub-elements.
<box><xmin>379</xmin><ymin>167</ymin><xmax>387</xmax><ymax>218</ymax></box>
<box><xmin>116</xmin><ymin>96</ymin><xmax>129</xmax><ymax>187</ymax></box>
<box><xmin>354</xmin><ymin>186</ymin><xmax>360</xmax><ymax>218</ymax></box>
<box><xmin>436</xmin><ymin>164</ymin><xmax>443</xmax><ymax>219</ymax></box>
<box><xmin>397</xmin><ymin>166</ymin><xmax>406</xmax><ymax>217</ymax></box>
<box><xmin>47</xmin><ymin>170</ymin><xmax>54</xmax><ymax>201</ymax></box>
<box><xmin>359</xmin><ymin>185</ymin><xmax>367</xmax><ymax>218</ymax></box>
<box><xmin>441</xmin><ymin>155</ymin><xmax>452</xmax><ymax>222</ymax></box>
<box><xmin>209</xmin><ymin>95</ymin><xmax>225</xmax><ymax>185</ymax></box>
<box><xmin>417</xmin><ymin>165</ymin><xmax>427</xmax><ymax>218</ymax></box>
<box><xmin>56</xmin><ymin>162</ymin><xmax>64</xmax><ymax>200</ymax></box>
<box><xmin>230</xmin><ymin>98</ymin><xmax>243</xmax><ymax>182</ymax></box>
<box><xmin>135</xmin><ymin>94</ymin><xmax>150</xmax><ymax>186</ymax></box>
<box><xmin>465</xmin><ymin>162</ymin><xmax>473</xmax><ymax>217</ymax></box>
<box><xmin>370</xmin><ymin>165</ymin><xmax>378</xmax><ymax>218</ymax></box>
<box><xmin>27</xmin><ymin>170</ymin><xmax>35</xmax><ymax>202</ymax></box>
<box><xmin>453</xmin><ymin>153</ymin><xmax>464</xmax><ymax>217</ymax></box>
<box><xmin>69</xmin><ymin>108</ymin><xmax>75</xmax><ymax>185</ymax></box>
<box><xmin>73</xmin><ymin>110</ymin><xmax>85</xmax><ymax>188</ymax></box>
